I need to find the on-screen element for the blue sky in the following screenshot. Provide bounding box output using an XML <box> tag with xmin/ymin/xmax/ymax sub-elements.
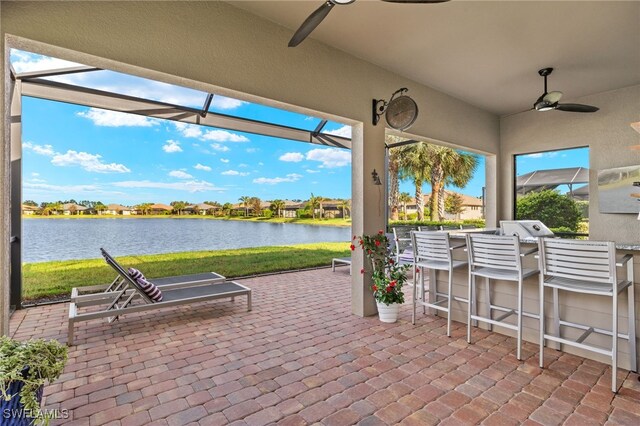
<box><xmin>14</xmin><ymin>49</ymin><xmax>488</xmax><ymax>205</ymax></box>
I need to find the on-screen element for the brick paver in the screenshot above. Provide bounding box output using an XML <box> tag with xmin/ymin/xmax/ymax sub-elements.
<box><xmin>9</xmin><ymin>268</ymin><xmax>640</xmax><ymax>425</ymax></box>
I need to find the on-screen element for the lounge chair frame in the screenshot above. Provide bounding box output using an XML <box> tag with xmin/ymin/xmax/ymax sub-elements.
<box><xmin>68</xmin><ymin>249</ymin><xmax>251</xmax><ymax>345</ymax></box>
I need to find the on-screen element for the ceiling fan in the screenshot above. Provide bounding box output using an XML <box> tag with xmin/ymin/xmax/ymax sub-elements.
<box><xmin>533</xmin><ymin>68</ymin><xmax>599</xmax><ymax>113</ymax></box>
<box><xmin>288</xmin><ymin>0</ymin><xmax>450</xmax><ymax>47</ymax></box>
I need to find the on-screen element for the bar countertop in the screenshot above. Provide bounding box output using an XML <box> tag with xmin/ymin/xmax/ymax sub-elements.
<box><xmin>448</xmin><ymin>228</ymin><xmax>640</xmax><ymax>251</ymax></box>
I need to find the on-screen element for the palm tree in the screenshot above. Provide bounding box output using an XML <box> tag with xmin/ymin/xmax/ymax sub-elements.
<box><xmin>426</xmin><ymin>147</ymin><xmax>478</xmax><ymax>221</ymax></box>
<box><xmin>239</xmin><ymin>196</ymin><xmax>250</xmax><ymax>217</ymax></box>
<box><xmin>315</xmin><ymin>195</ymin><xmax>327</xmax><ymax>219</ymax></box>
<box><xmin>308</xmin><ymin>193</ymin><xmax>319</xmax><ymax>219</ymax></box>
<box><xmin>270</xmin><ymin>199</ymin><xmax>286</xmax><ymax>218</ymax></box>
<box><xmin>386</xmin><ymin>136</ymin><xmax>403</xmax><ymax>220</ymax></box>
<box><xmin>399</xmin><ymin>192</ymin><xmax>412</xmax><ymax>221</ymax></box>
<box><xmin>249</xmin><ymin>197</ymin><xmax>262</xmax><ymax>216</ymax></box>
<box><xmin>398</xmin><ymin>142</ymin><xmax>432</xmax><ymax>221</ymax></box>
<box><xmin>171</xmin><ymin>201</ymin><xmax>187</xmax><ymax>215</ymax></box>
<box><xmin>337</xmin><ymin>199</ymin><xmax>351</xmax><ymax>219</ymax></box>
<box><xmin>94</xmin><ymin>203</ymin><xmax>107</xmax><ymax>216</ymax></box>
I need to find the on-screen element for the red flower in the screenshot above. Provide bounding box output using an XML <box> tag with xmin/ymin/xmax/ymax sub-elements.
<box><xmin>390</xmin><ymin>280</ymin><xmax>397</xmax><ymax>288</ymax></box>
<box><xmin>372</xmin><ymin>285</ymin><xmax>378</xmax><ymax>292</ymax></box>
<box><xmin>353</xmin><ymin>235</ymin><xmax>356</xmax><ymax>240</ymax></box>
<box><xmin>358</xmin><ymin>239</ymin><xmax>364</xmax><ymax>246</ymax></box>
<box><xmin>378</xmin><ymin>230</ymin><xmax>384</xmax><ymax>235</ymax></box>
<box><xmin>367</xmin><ymin>249</ymin><xmax>372</xmax><ymax>254</ymax></box>
<box><xmin>350</xmin><ymin>244</ymin><xmax>355</xmax><ymax>251</ymax></box>
<box><xmin>388</xmin><ymin>259</ymin><xmax>394</xmax><ymax>265</ymax></box>
<box><xmin>375</xmin><ymin>240</ymin><xmax>381</xmax><ymax>247</ymax></box>
<box><xmin>386</xmin><ymin>286</ymin><xmax>392</xmax><ymax>293</ymax></box>
<box><xmin>416</xmin><ymin>267</ymin><xmax>420</xmax><ymax>273</ymax></box>
<box><xmin>360</xmin><ymin>268</ymin><xmax>365</xmax><ymax>274</ymax></box>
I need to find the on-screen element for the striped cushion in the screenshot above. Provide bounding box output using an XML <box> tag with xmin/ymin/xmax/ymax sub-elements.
<box><xmin>128</xmin><ymin>268</ymin><xmax>163</xmax><ymax>302</ymax></box>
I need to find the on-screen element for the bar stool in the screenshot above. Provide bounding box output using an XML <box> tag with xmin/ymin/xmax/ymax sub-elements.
<box><xmin>537</xmin><ymin>238</ymin><xmax>637</xmax><ymax>393</ymax></box>
<box><xmin>411</xmin><ymin>231</ymin><xmax>467</xmax><ymax>336</ymax></box>
<box><xmin>466</xmin><ymin>233</ymin><xmax>539</xmax><ymax>360</ymax></box>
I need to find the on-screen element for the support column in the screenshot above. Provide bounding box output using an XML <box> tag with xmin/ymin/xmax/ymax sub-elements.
<box><xmin>1</xmin><ymin>54</ymin><xmax>11</xmax><ymax>335</ymax></box>
<box><xmin>485</xmin><ymin>154</ymin><xmax>499</xmax><ymax>227</ymax></box>
<box><xmin>351</xmin><ymin>121</ymin><xmax>386</xmax><ymax>317</ymax></box>
<box><xmin>10</xmin><ymin>80</ymin><xmax>21</xmax><ymax>309</ymax></box>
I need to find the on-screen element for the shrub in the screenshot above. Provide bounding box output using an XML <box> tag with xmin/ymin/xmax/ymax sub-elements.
<box><xmin>262</xmin><ymin>209</ymin><xmax>273</xmax><ymax>218</ymax></box>
<box><xmin>516</xmin><ymin>190</ymin><xmax>582</xmax><ymax>231</ymax></box>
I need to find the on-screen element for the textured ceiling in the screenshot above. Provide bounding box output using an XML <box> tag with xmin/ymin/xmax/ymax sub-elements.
<box><xmin>229</xmin><ymin>1</ymin><xmax>640</xmax><ymax>116</ymax></box>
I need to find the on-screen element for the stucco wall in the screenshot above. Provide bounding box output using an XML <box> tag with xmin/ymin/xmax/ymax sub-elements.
<box><xmin>500</xmin><ymin>85</ymin><xmax>640</xmax><ymax>243</ymax></box>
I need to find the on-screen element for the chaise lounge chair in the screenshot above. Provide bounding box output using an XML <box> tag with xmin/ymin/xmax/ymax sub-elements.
<box><xmin>67</xmin><ymin>248</ymin><xmax>252</xmax><ymax>345</ymax></box>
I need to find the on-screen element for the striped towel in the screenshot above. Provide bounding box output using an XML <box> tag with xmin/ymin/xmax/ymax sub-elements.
<box><xmin>128</xmin><ymin>268</ymin><xmax>163</xmax><ymax>302</ymax></box>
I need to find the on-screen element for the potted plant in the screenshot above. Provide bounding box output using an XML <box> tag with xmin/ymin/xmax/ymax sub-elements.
<box><xmin>352</xmin><ymin>231</ymin><xmax>410</xmax><ymax>323</ymax></box>
<box><xmin>0</xmin><ymin>336</ymin><xmax>68</xmax><ymax>425</ymax></box>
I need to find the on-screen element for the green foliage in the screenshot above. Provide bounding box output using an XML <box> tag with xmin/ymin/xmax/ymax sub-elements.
<box><xmin>352</xmin><ymin>232</ymin><xmax>410</xmax><ymax>305</ymax></box>
<box><xmin>445</xmin><ymin>193</ymin><xmax>465</xmax><ymax>216</ymax></box>
<box><xmin>262</xmin><ymin>209</ymin><xmax>273</xmax><ymax>218</ymax></box>
<box><xmin>388</xmin><ymin>219</ymin><xmax>486</xmax><ymax>229</ymax></box>
<box><xmin>516</xmin><ymin>190</ymin><xmax>582</xmax><ymax>231</ymax></box>
<box><xmin>0</xmin><ymin>337</ymin><xmax>67</xmax><ymax>425</ymax></box>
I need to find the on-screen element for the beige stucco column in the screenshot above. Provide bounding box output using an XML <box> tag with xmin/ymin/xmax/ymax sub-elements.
<box><xmin>1</xmin><ymin>43</ymin><xmax>9</xmax><ymax>336</ymax></box>
<box><xmin>351</xmin><ymin>121</ymin><xmax>386</xmax><ymax>317</ymax></box>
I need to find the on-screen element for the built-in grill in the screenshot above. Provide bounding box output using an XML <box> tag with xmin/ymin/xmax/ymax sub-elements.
<box><xmin>500</xmin><ymin>220</ymin><xmax>555</xmax><ymax>239</ymax></box>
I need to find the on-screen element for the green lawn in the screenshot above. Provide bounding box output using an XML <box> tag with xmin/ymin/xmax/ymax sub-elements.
<box><xmin>22</xmin><ymin>242</ymin><xmax>351</xmax><ymax>301</ymax></box>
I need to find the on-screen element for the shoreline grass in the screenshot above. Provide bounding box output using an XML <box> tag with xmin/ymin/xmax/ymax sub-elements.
<box><xmin>22</xmin><ymin>215</ymin><xmax>352</xmax><ymax>227</ymax></box>
<box><xmin>22</xmin><ymin>242</ymin><xmax>351</xmax><ymax>301</ymax></box>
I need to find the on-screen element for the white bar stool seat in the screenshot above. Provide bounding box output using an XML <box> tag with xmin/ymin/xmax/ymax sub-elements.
<box><xmin>537</xmin><ymin>238</ymin><xmax>637</xmax><ymax>393</ymax></box>
<box><xmin>466</xmin><ymin>233</ymin><xmax>540</xmax><ymax>360</ymax></box>
<box><xmin>411</xmin><ymin>231</ymin><xmax>467</xmax><ymax>336</ymax></box>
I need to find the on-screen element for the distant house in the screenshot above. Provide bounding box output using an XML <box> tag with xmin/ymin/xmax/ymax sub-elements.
<box><xmin>317</xmin><ymin>200</ymin><xmax>350</xmax><ymax>219</ymax></box>
<box><xmin>148</xmin><ymin>203</ymin><xmax>173</xmax><ymax>215</ymax></box>
<box><xmin>62</xmin><ymin>203</ymin><xmax>88</xmax><ymax>215</ymax></box>
<box><xmin>403</xmin><ymin>191</ymin><xmax>484</xmax><ymax>221</ymax></box>
<box><xmin>282</xmin><ymin>201</ymin><xmax>303</xmax><ymax>218</ymax></box>
<box><xmin>184</xmin><ymin>203</ymin><xmax>216</xmax><ymax>215</ymax></box>
<box><xmin>105</xmin><ymin>204</ymin><xmax>132</xmax><ymax>215</ymax></box>
<box><xmin>22</xmin><ymin>204</ymin><xmax>38</xmax><ymax>215</ymax></box>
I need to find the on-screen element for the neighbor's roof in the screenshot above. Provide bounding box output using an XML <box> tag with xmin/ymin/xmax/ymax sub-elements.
<box><xmin>107</xmin><ymin>204</ymin><xmax>131</xmax><ymax>211</ymax></box>
<box><xmin>186</xmin><ymin>203</ymin><xmax>216</xmax><ymax>210</ymax></box>
<box><xmin>424</xmin><ymin>191</ymin><xmax>482</xmax><ymax>207</ymax></box>
<box><xmin>516</xmin><ymin>167</ymin><xmax>589</xmax><ymax>194</ymax></box>
<box><xmin>62</xmin><ymin>203</ymin><xmax>88</xmax><ymax>211</ymax></box>
<box><xmin>21</xmin><ymin>204</ymin><xmax>39</xmax><ymax>211</ymax></box>
<box><xmin>149</xmin><ymin>203</ymin><xmax>173</xmax><ymax>210</ymax></box>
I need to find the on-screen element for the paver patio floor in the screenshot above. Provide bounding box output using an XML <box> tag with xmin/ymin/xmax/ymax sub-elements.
<box><xmin>9</xmin><ymin>268</ymin><xmax>640</xmax><ymax>425</ymax></box>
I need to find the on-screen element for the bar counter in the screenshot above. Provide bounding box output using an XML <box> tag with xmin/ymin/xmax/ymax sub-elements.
<box><xmin>421</xmin><ymin>229</ymin><xmax>639</xmax><ymax>370</ymax></box>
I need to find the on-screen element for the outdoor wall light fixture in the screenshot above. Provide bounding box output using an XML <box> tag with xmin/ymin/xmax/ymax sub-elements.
<box><xmin>371</xmin><ymin>169</ymin><xmax>382</xmax><ymax>185</ymax></box>
<box><xmin>372</xmin><ymin>88</ymin><xmax>419</xmax><ymax>131</ymax></box>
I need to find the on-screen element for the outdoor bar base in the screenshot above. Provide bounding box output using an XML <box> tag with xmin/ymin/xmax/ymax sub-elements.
<box><xmin>418</xmin><ymin>229</ymin><xmax>640</xmax><ymax>371</ymax></box>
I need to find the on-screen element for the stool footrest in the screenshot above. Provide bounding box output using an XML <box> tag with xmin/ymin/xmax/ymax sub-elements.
<box><xmin>558</xmin><ymin>320</ymin><xmax>631</xmax><ymax>341</ymax></box>
<box><xmin>417</xmin><ymin>300</ymin><xmax>448</xmax><ymax>312</ymax></box>
<box><xmin>544</xmin><ymin>334</ymin><xmax>613</xmax><ymax>357</ymax></box>
<box><xmin>471</xmin><ymin>315</ymin><xmax>518</xmax><ymax>332</ymax></box>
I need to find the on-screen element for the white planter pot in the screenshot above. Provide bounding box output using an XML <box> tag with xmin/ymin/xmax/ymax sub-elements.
<box><xmin>376</xmin><ymin>302</ymin><xmax>400</xmax><ymax>323</ymax></box>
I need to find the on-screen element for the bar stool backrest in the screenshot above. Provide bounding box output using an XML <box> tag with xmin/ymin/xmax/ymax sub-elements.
<box><xmin>466</xmin><ymin>234</ymin><xmax>522</xmax><ymax>273</ymax></box>
<box><xmin>418</xmin><ymin>225</ymin><xmax>439</xmax><ymax>231</ymax></box>
<box><xmin>412</xmin><ymin>231</ymin><xmax>452</xmax><ymax>265</ymax></box>
<box><xmin>393</xmin><ymin>226</ymin><xmax>418</xmax><ymax>253</ymax></box>
<box><xmin>538</xmin><ymin>238</ymin><xmax>617</xmax><ymax>285</ymax></box>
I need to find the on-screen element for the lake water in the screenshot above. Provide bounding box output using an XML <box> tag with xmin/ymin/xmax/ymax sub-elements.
<box><xmin>22</xmin><ymin>218</ymin><xmax>351</xmax><ymax>263</ymax></box>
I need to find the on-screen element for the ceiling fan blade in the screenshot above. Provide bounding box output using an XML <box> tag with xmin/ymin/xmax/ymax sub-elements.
<box><xmin>543</xmin><ymin>91</ymin><xmax>563</xmax><ymax>104</ymax></box>
<box><xmin>382</xmin><ymin>0</ymin><xmax>450</xmax><ymax>3</ymax></box>
<box><xmin>288</xmin><ymin>2</ymin><xmax>335</xmax><ymax>47</ymax></box>
<box><xmin>555</xmin><ymin>103</ymin><xmax>599</xmax><ymax>113</ymax></box>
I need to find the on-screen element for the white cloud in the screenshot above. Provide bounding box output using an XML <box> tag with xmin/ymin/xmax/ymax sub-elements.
<box><xmin>31</xmin><ymin>172</ymin><xmax>40</xmax><ymax>177</ymax></box>
<box><xmin>212</xmin><ymin>96</ymin><xmax>246</xmax><ymax>110</ymax></box>
<box><xmin>169</xmin><ymin>170</ymin><xmax>193</xmax><ymax>179</ymax></box>
<box><xmin>306</xmin><ymin>169</ymin><xmax>320</xmax><ymax>174</ymax></box>
<box><xmin>306</xmin><ymin>147</ymin><xmax>351</xmax><ymax>168</ymax></box>
<box><xmin>23</xmin><ymin>142</ymin><xmax>55</xmax><ymax>156</ymax></box>
<box><xmin>23</xmin><ymin>182</ymin><xmax>124</xmax><ymax>196</ymax></box>
<box><xmin>174</xmin><ymin>122</ymin><xmax>202</xmax><ymax>138</ymax></box>
<box><xmin>246</xmin><ymin>148</ymin><xmax>258</xmax><ymax>153</ymax></box>
<box><xmin>162</xmin><ymin>140</ymin><xmax>183</xmax><ymax>153</ymax></box>
<box><xmin>194</xmin><ymin>163</ymin><xmax>212</xmax><ymax>172</ymax></box>
<box><xmin>221</xmin><ymin>170</ymin><xmax>249</xmax><ymax>176</ymax></box>
<box><xmin>11</xmin><ymin>51</ymin><xmax>82</xmax><ymax>74</ymax></box>
<box><xmin>524</xmin><ymin>152</ymin><xmax>558</xmax><ymax>159</ymax></box>
<box><xmin>77</xmin><ymin>108</ymin><xmax>159</xmax><ymax>127</ymax></box>
<box><xmin>202</xmin><ymin>130</ymin><xmax>249</xmax><ymax>143</ymax></box>
<box><xmin>279</xmin><ymin>152</ymin><xmax>304</xmax><ymax>162</ymax></box>
<box><xmin>29</xmin><ymin>178</ymin><xmax>46</xmax><ymax>183</ymax></box>
<box><xmin>113</xmin><ymin>180</ymin><xmax>222</xmax><ymax>193</ymax></box>
<box><xmin>220</xmin><ymin>158</ymin><xmax>230</xmax><ymax>163</ymax></box>
<box><xmin>304</xmin><ymin>116</ymin><xmax>316</xmax><ymax>121</ymax></box>
<box><xmin>51</xmin><ymin>150</ymin><xmax>131</xmax><ymax>173</ymax></box>
<box><xmin>239</xmin><ymin>163</ymin><xmax>249</xmax><ymax>168</ymax></box>
<box><xmin>258</xmin><ymin>162</ymin><xmax>264</xmax><ymax>166</ymax></box>
<box><xmin>325</xmin><ymin>125</ymin><xmax>352</xmax><ymax>138</ymax></box>
<box><xmin>210</xmin><ymin>143</ymin><xmax>230</xmax><ymax>152</ymax></box>
<box><xmin>253</xmin><ymin>173</ymin><xmax>302</xmax><ymax>185</ymax></box>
